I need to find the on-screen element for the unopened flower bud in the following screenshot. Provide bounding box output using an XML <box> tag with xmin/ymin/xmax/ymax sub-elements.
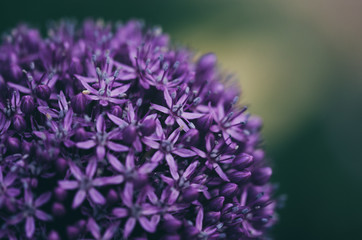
<box><xmin>48</xmin><ymin>230</ymin><xmax>61</xmax><ymax>240</ymax></box>
<box><xmin>220</xmin><ymin>183</ymin><xmax>238</xmax><ymax>197</ymax></box>
<box><xmin>6</xmin><ymin>137</ymin><xmax>20</xmax><ymax>153</ymax></box>
<box><xmin>162</xmin><ymin>216</ymin><xmax>182</xmax><ymax>232</ymax></box>
<box><xmin>252</xmin><ymin>167</ymin><xmax>272</xmax><ymax>185</ymax></box>
<box><xmin>71</xmin><ymin>93</ymin><xmax>87</xmax><ymax>114</ymax></box>
<box><xmin>182</xmin><ymin>186</ymin><xmax>199</xmax><ymax>202</ymax></box>
<box><xmin>66</xmin><ymin>226</ymin><xmax>79</xmax><ymax>240</ymax></box>
<box><xmin>74</xmin><ymin>128</ymin><xmax>88</xmax><ymax>142</ymax></box>
<box><xmin>232</xmin><ymin>153</ymin><xmax>254</xmax><ymax>170</ymax></box>
<box><xmin>107</xmin><ymin>189</ymin><xmax>119</xmax><ymax>205</ymax></box>
<box><xmin>123</xmin><ymin>125</ymin><xmax>137</xmax><ymax>144</ymax></box>
<box><xmin>20</xmin><ymin>95</ymin><xmax>35</xmax><ymax>114</ymax></box>
<box><xmin>111</xmin><ymin>105</ymin><xmax>123</xmax><ymax>118</ymax></box>
<box><xmin>54</xmin><ymin>187</ymin><xmax>67</xmax><ymax>202</ymax></box>
<box><xmin>52</xmin><ymin>202</ymin><xmax>66</xmax><ymax>217</ymax></box>
<box><xmin>35</xmin><ymin>85</ymin><xmax>51</xmax><ymax>100</ymax></box>
<box><xmin>140</xmin><ymin>118</ymin><xmax>156</xmax><ymax>136</ymax></box>
<box><xmin>227</xmin><ymin>169</ymin><xmax>251</xmax><ymax>183</ymax></box>
<box><xmin>209</xmin><ymin>196</ymin><xmax>225</xmax><ymax>211</ymax></box>
<box><xmin>13</xmin><ymin>114</ymin><xmax>26</xmax><ymax>132</ymax></box>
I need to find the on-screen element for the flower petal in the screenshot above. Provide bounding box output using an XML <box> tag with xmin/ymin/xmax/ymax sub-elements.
<box><xmin>87</xmin><ymin>218</ymin><xmax>101</xmax><ymax>239</ymax></box>
<box><xmin>107</xmin><ymin>153</ymin><xmax>125</xmax><ymax>172</ymax></box>
<box><xmin>107</xmin><ymin>113</ymin><xmax>128</xmax><ymax>127</ymax></box>
<box><xmin>89</xmin><ymin>188</ymin><xmax>106</xmax><ymax>205</ymax></box>
<box><xmin>35</xmin><ymin>192</ymin><xmax>51</xmax><ymax>207</ymax></box>
<box><xmin>72</xmin><ymin>190</ymin><xmax>86</xmax><ymax>208</ymax></box>
<box><xmin>76</xmin><ymin>140</ymin><xmax>96</xmax><ymax>149</ymax></box>
<box><xmin>58</xmin><ymin>180</ymin><xmax>79</xmax><ymax>190</ymax></box>
<box><xmin>25</xmin><ymin>217</ymin><xmax>35</xmax><ymax>238</ymax></box>
<box><xmin>181</xmin><ymin>112</ymin><xmax>204</xmax><ymax>119</ymax></box>
<box><xmin>112</xmin><ymin>207</ymin><xmax>128</xmax><ymax>218</ymax></box>
<box><xmin>97</xmin><ymin>145</ymin><xmax>106</xmax><ymax>160</ymax></box>
<box><xmin>166</xmin><ymin>154</ymin><xmax>179</xmax><ymax>180</ymax></box>
<box><xmin>69</xmin><ymin>161</ymin><xmax>83</xmax><ymax>181</ymax></box>
<box><xmin>139</xmin><ymin>216</ymin><xmax>157</xmax><ymax>233</ymax></box>
<box><xmin>35</xmin><ymin>210</ymin><xmax>52</xmax><ymax>221</ymax></box>
<box><xmin>173</xmin><ymin>148</ymin><xmax>196</xmax><ymax>158</ymax></box>
<box><xmin>93</xmin><ymin>175</ymin><xmax>124</xmax><ymax>186</ymax></box>
<box><xmin>123</xmin><ymin>217</ymin><xmax>136</xmax><ymax>239</ymax></box>
<box><xmin>86</xmin><ymin>158</ymin><xmax>97</xmax><ymax>178</ymax></box>
<box><xmin>151</xmin><ymin>151</ymin><xmax>164</xmax><ymax>163</ymax></box>
<box><xmin>150</xmin><ymin>104</ymin><xmax>169</xmax><ymax>114</ymax></box>
<box><xmin>107</xmin><ymin>141</ymin><xmax>129</xmax><ymax>152</ymax></box>
<box><xmin>122</xmin><ymin>182</ymin><xmax>133</xmax><ymax>208</ymax></box>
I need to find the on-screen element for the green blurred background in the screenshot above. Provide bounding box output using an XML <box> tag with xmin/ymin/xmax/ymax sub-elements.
<box><xmin>1</xmin><ymin>0</ymin><xmax>361</xmax><ymax>239</ymax></box>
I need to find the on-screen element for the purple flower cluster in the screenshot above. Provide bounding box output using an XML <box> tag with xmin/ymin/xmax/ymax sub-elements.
<box><xmin>0</xmin><ymin>20</ymin><xmax>277</xmax><ymax>239</ymax></box>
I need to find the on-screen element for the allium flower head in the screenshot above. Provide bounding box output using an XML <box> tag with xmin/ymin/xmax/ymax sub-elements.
<box><xmin>0</xmin><ymin>20</ymin><xmax>278</xmax><ymax>239</ymax></box>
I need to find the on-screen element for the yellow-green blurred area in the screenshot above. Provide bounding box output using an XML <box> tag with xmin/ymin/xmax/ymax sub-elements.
<box><xmin>1</xmin><ymin>0</ymin><xmax>361</xmax><ymax>239</ymax></box>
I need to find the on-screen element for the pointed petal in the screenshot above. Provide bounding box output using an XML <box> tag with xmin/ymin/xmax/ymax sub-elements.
<box><xmin>151</xmin><ymin>151</ymin><xmax>164</xmax><ymax>162</ymax></box>
<box><xmin>93</xmin><ymin>175</ymin><xmax>124</xmax><ymax>186</ymax></box>
<box><xmin>181</xmin><ymin>112</ymin><xmax>204</xmax><ymax>119</ymax></box>
<box><xmin>127</xmin><ymin>102</ymin><xmax>135</xmax><ymax>122</ymax></box>
<box><xmin>103</xmin><ymin>222</ymin><xmax>120</xmax><ymax>240</ymax></box>
<box><xmin>176</xmin><ymin>118</ymin><xmax>189</xmax><ymax>131</ymax></box>
<box><xmin>25</xmin><ymin>217</ymin><xmax>35</xmax><ymax>238</ymax></box>
<box><xmin>123</xmin><ymin>217</ymin><xmax>136</xmax><ymax>238</ymax></box>
<box><xmin>110</xmin><ymin>84</ymin><xmax>130</xmax><ymax>97</ymax></box>
<box><xmin>139</xmin><ymin>162</ymin><xmax>158</xmax><ymax>174</ymax></box>
<box><xmin>150</xmin><ymin>104</ymin><xmax>169</xmax><ymax>114</ymax></box>
<box><xmin>196</xmin><ymin>207</ymin><xmax>204</xmax><ymax>231</ymax></box>
<box><xmin>97</xmin><ymin>145</ymin><xmax>106</xmax><ymax>160</ymax></box>
<box><xmin>139</xmin><ymin>217</ymin><xmax>157</xmax><ymax>233</ymax></box>
<box><xmin>112</xmin><ymin>208</ymin><xmax>128</xmax><ymax>218</ymax></box>
<box><xmin>35</xmin><ymin>192</ymin><xmax>51</xmax><ymax>207</ymax></box>
<box><xmin>107</xmin><ymin>141</ymin><xmax>129</xmax><ymax>152</ymax></box>
<box><xmin>183</xmin><ymin>161</ymin><xmax>199</xmax><ymax>179</ymax></box>
<box><xmin>96</xmin><ymin>115</ymin><xmax>105</xmax><ymax>133</ymax></box>
<box><xmin>126</xmin><ymin>150</ymin><xmax>135</xmax><ymax>169</ymax></box>
<box><xmin>76</xmin><ymin>140</ymin><xmax>96</xmax><ymax>149</ymax></box>
<box><xmin>58</xmin><ymin>180</ymin><xmax>79</xmax><ymax>190</ymax></box>
<box><xmin>89</xmin><ymin>188</ymin><xmax>106</xmax><ymax>205</ymax></box>
<box><xmin>86</xmin><ymin>158</ymin><xmax>97</xmax><ymax>178</ymax></box>
<box><xmin>164</xmin><ymin>89</ymin><xmax>173</xmax><ymax>108</ymax></box>
<box><xmin>213</xmin><ymin>163</ymin><xmax>230</xmax><ymax>182</ymax></box>
<box><xmin>173</xmin><ymin>148</ymin><xmax>196</xmax><ymax>158</ymax></box>
<box><xmin>72</xmin><ymin>190</ymin><xmax>86</xmax><ymax>208</ymax></box>
<box><xmin>107</xmin><ymin>113</ymin><xmax>128</xmax><ymax>127</ymax></box>
<box><xmin>142</xmin><ymin>137</ymin><xmax>160</xmax><ymax>149</ymax></box>
<box><xmin>35</xmin><ymin>210</ymin><xmax>52</xmax><ymax>221</ymax></box>
<box><xmin>107</xmin><ymin>153</ymin><xmax>125</xmax><ymax>172</ymax></box>
<box><xmin>69</xmin><ymin>161</ymin><xmax>83</xmax><ymax>181</ymax></box>
<box><xmin>122</xmin><ymin>182</ymin><xmax>133</xmax><ymax>208</ymax></box>
<box><xmin>166</xmin><ymin>154</ymin><xmax>179</xmax><ymax>180</ymax></box>
<box><xmin>75</xmin><ymin>74</ymin><xmax>98</xmax><ymax>94</ymax></box>
<box><xmin>87</xmin><ymin>218</ymin><xmax>101</xmax><ymax>239</ymax></box>
<box><xmin>190</xmin><ymin>147</ymin><xmax>207</xmax><ymax>158</ymax></box>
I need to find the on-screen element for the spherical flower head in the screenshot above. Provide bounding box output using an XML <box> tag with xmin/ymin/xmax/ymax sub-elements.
<box><xmin>0</xmin><ymin>19</ymin><xmax>279</xmax><ymax>239</ymax></box>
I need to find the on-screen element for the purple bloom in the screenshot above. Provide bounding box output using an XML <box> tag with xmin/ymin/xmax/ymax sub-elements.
<box><xmin>8</xmin><ymin>189</ymin><xmax>52</xmax><ymax>238</ymax></box>
<box><xmin>87</xmin><ymin>218</ymin><xmax>120</xmax><ymax>240</ymax></box>
<box><xmin>112</xmin><ymin>183</ymin><xmax>160</xmax><ymax>238</ymax></box>
<box><xmin>0</xmin><ymin>20</ymin><xmax>278</xmax><ymax>239</ymax></box>
<box><xmin>76</xmin><ymin>114</ymin><xmax>128</xmax><ymax>160</ymax></box>
<box><xmin>59</xmin><ymin>158</ymin><xmax>124</xmax><ymax>208</ymax></box>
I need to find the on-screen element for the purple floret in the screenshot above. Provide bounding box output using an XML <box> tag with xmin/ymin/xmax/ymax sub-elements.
<box><xmin>0</xmin><ymin>19</ymin><xmax>278</xmax><ymax>239</ymax></box>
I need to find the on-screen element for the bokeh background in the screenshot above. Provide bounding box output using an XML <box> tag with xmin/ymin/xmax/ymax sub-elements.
<box><xmin>1</xmin><ymin>0</ymin><xmax>361</xmax><ymax>239</ymax></box>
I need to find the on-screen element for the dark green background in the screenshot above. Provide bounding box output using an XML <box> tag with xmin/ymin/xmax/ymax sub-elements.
<box><xmin>1</xmin><ymin>1</ymin><xmax>362</xmax><ymax>239</ymax></box>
